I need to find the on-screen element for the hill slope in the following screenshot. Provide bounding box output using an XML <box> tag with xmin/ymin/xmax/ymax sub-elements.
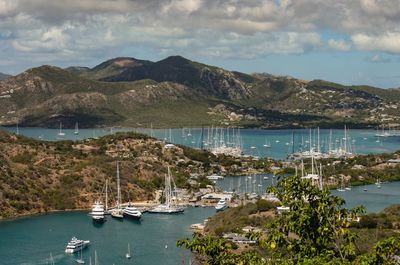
<box><xmin>1</xmin><ymin>56</ymin><xmax>400</xmax><ymax>128</ymax></box>
<box><xmin>0</xmin><ymin>72</ymin><xmax>11</xmax><ymax>80</ymax></box>
<box><xmin>0</xmin><ymin>130</ymin><xmax>221</xmax><ymax>219</ymax></box>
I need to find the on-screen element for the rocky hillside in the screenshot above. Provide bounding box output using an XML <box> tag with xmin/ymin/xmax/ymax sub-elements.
<box><xmin>0</xmin><ymin>72</ymin><xmax>11</xmax><ymax>80</ymax></box>
<box><xmin>0</xmin><ymin>56</ymin><xmax>399</xmax><ymax>128</ymax></box>
<box><xmin>0</xmin><ymin>130</ymin><xmax>223</xmax><ymax>219</ymax></box>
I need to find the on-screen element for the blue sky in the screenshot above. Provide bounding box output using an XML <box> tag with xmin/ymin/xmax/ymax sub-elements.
<box><xmin>0</xmin><ymin>0</ymin><xmax>400</xmax><ymax>88</ymax></box>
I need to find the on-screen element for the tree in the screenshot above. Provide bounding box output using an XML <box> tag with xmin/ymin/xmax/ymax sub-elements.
<box><xmin>263</xmin><ymin>175</ymin><xmax>364</xmax><ymax>263</ymax></box>
<box><xmin>178</xmin><ymin>175</ymin><xmax>400</xmax><ymax>264</ymax></box>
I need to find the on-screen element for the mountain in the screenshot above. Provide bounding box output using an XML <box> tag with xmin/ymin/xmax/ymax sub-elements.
<box><xmin>0</xmin><ymin>72</ymin><xmax>11</xmax><ymax>80</ymax></box>
<box><xmin>0</xmin><ymin>56</ymin><xmax>399</xmax><ymax>128</ymax></box>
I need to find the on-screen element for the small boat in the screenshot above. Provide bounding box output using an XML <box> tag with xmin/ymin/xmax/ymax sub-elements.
<box><xmin>206</xmin><ymin>175</ymin><xmax>224</xmax><ymax>180</ymax></box>
<box><xmin>111</xmin><ymin>209</ymin><xmax>124</xmax><ymax>219</ymax></box>
<box><xmin>126</xmin><ymin>243</ymin><xmax>131</xmax><ymax>259</ymax></box>
<box><xmin>89</xmin><ymin>201</ymin><xmax>106</xmax><ymax>223</ymax></box>
<box><xmin>123</xmin><ymin>204</ymin><xmax>142</xmax><ymax>219</ymax></box>
<box><xmin>375</xmin><ymin>178</ymin><xmax>381</xmax><ymax>188</ymax></box>
<box><xmin>76</xmin><ymin>247</ymin><xmax>85</xmax><ymax>264</ymax></box>
<box><xmin>49</xmin><ymin>252</ymin><xmax>55</xmax><ymax>265</ymax></box>
<box><xmin>363</xmin><ymin>188</ymin><xmax>368</xmax><ymax>192</ymax></box>
<box><xmin>215</xmin><ymin>199</ymin><xmax>228</xmax><ymax>211</ymax></box>
<box><xmin>65</xmin><ymin>237</ymin><xmax>90</xmax><ymax>253</ymax></box>
<box><xmin>277</xmin><ymin>206</ymin><xmax>290</xmax><ymax>213</ymax></box>
<box><xmin>58</xmin><ymin>122</ymin><xmax>66</xmax><ymax>137</ymax></box>
<box><xmin>74</xmin><ymin>122</ymin><xmax>79</xmax><ymax>135</ymax></box>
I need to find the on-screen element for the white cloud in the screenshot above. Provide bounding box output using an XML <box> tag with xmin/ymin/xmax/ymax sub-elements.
<box><xmin>328</xmin><ymin>39</ymin><xmax>352</xmax><ymax>51</ymax></box>
<box><xmin>352</xmin><ymin>32</ymin><xmax>400</xmax><ymax>53</ymax></box>
<box><xmin>1</xmin><ymin>0</ymin><xmax>400</xmax><ymax>72</ymax></box>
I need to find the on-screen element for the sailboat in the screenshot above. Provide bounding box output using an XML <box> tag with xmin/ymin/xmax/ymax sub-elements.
<box><xmin>337</xmin><ymin>176</ymin><xmax>345</xmax><ymax>192</ymax></box>
<box><xmin>375</xmin><ymin>178</ymin><xmax>381</xmax><ymax>188</ymax></box>
<box><xmin>111</xmin><ymin>162</ymin><xmax>124</xmax><ymax>219</ymax></box>
<box><xmin>126</xmin><ymin>243</ymin><xmax>132</xmax><ymax>259</ymax></box>
<box><xmin>148</xmin><ymin>167</ymin><xmax>185</xmax><ymax>214</ymax></box>
<box><xmin>263</xmin><ymin>138</ymin><xmax>270</xmax><ymax>148</ymax></box>
<box><xmin>58</xmin><ymin>122</ymin><xmax>66</xmax><ymax>136</ymax></box>
<box><xmin>49</xmin><ymin>252</ymin><xmax>55</xmax><ymax>265</ymax></box>
<box><xmin>74</xmin><ymin>122</ymin><xmax>79</xmax><ymax>135</ymax></box>
<box><xmin>75</xmin><ymin>247</ymin><xmax>85</xmax><ymax>264</ymax></box>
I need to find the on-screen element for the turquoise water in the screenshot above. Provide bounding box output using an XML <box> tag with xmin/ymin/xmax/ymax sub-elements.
<box><xmin>216</xmin><ymin>176</ymin><xmax>400</xmax><ymax>213</ymax></box>
<box><xmin>3</xmin><ymin>127</ymin><xmax>400</xmax><ymax>160</ymax></box>
<box><xmin>0</xmin><ymin>207</ymin><xmax>215</xmax><ymax>265</ymax></box>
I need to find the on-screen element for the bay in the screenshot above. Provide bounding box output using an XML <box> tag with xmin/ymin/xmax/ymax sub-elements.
<box><xmin>216</xmin><ymin>175</ymin><xmax>400</xmax><ymax>213</ymax></box>
<box><xmin>0</xmin><ymin>207</ymin><xmax>215</xmax><ymax>265</ymax></box>
<box><xmin>3</xmin><ymin>127</ymin><xmax>400</xmax><ymax>160</ymax></box>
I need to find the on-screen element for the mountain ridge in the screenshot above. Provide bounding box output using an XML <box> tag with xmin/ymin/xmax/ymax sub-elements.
<box><xmin>0</xmin><ymin>55</ymin><xmax>399</xmax><ymax>128</ymax></box>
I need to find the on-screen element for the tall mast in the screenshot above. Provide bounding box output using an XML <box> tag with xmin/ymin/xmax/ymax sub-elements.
<box><xmin>117</xmin><ymin>162</ymin><xmax>121</xmax><ymax>208</ymax></box>
<box><xmin>105</xmin><ymin>179</ymin><xmax>108</xmax><ymax>211</ymax></box>
<box><xmin>317</xmin><ymin>127</ymin><xmax>320</xmax><ymax>153</ymax></box>
<box><xmin>344</xmin><ymin>125</ymin><xmax>347</xmax><ymax>153</ymax></box>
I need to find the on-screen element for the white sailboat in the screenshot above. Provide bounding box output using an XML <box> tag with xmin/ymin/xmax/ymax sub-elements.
<box><xmin>337</xmin><ymin>176</ymin><xmax>345</xmax><ymax>192</ymax></box>
<box><xmin>148</xmin><ymin>167</ymin><xmax>185</xmax><ymax>214</ymax></box>
<box><xmin>58</xmin><ymin>122</ymin><xmax>66</xmax><ymax>137</ymax></box>
<box><xmin>126</xmin><ymin>243</ymin><xmax>131</xmax><ymax>259</ymax></box>
<box><xmin>375</xmin><ymin>178</ymin><xmax>381</xmax><ymax>188</ymax></box>
<box><xmin>111</xmin><ymin>162</ymin><xmax>124</xmax><ymax>219</ymax></box>
<box><xmin>49</xmin><ymin>252</ymin><xmax>55</xmax><ymax>265</ymax></box>
<box><xmin>75</xmin><ymin>247</ymin><xmax>85</xmax><ymax>264</ymax></box>
<box><xmin>74</xmin><ymin>122</ymin><xmax>79</xmax><ymax>135</ymax></box>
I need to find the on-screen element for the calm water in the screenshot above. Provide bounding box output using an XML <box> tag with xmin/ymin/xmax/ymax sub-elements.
<box><xmin>216</xmin><ymin>175</ymin><xmax>400</xmax><ymax>213</ymax></box>
<box><xmin>0</xmin><ymin>207</ymin><xmax>215</xmax><ymax>265</ymax></box>
<box><xmin>3</xmin><ymin>127</ymin><xmax>400</xmax><ymax>160</ymax></box>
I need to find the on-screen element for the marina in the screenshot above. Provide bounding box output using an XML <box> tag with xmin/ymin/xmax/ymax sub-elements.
<box><xmin>3</xmin><ymin>126</ymin><xmax>400</xmax><ymax>160</ymax></box>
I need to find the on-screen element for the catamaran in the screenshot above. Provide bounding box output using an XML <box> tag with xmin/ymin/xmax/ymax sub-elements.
<box><xmin>148</xmin><ymin>167</ymin><xmax>185</xmax><ymax>214</ymax></box>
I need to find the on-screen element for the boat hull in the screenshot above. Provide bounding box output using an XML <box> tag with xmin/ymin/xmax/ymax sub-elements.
<box><xmin>123</xmin><ymin>212</ymin><xmax>141</xmax><ymax>220</ymax></box>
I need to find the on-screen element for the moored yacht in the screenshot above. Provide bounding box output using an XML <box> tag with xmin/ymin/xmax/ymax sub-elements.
<box><xmin>148</xmin><ymin>167</ymin><xmax>185</xmax><ymax>214</ymax></box>
<box><xmin>111</xmin><ymin>162</ymin><xmax>124</xmax><ymax>219</ymax></box>
<box><xmin>215</xmin><ymin>199</ymin><xmax>228</xmax><ymax>211</ymax></box>
<box><xmin>89</xmin><ymin>201</ymin><xmax>105</xmax><ymax>223</ymax></box>
<box><xmin>123</xmin><ymin>204</ymin><xmax>142</xmax><ymax>220</ymax></box>
<box><xmin>65</xmin><ymin>237</ymin><xmax>90</xmax><ymax>253</ymax></box>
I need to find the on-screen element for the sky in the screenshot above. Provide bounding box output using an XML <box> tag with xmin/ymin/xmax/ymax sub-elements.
<box><xmin>0</xmin><ymin>0</ymin><xmax>400</xmax><ymax>88</ymax></box>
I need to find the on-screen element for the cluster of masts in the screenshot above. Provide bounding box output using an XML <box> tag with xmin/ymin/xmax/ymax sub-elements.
<box><xmin>375</xmin><ymin>124</ymin><xmax>400</xmax><ymax>138</ymax></box>
<box><xmin>289</xmin><ymin>126</ymin><xmax>354</xmax><ymax>160</ymax></box>
<box><xmin>205</xmin><ymin>127</ymin><xmax>243</xmax><ymax>157</ymax></box>
<box><xmin>89</xmin><ymin>163</ymin><xmax>185</xmax><ymax>224</ymax></box>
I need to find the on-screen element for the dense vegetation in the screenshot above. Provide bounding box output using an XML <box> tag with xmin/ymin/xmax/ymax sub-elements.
<box><xmin>178</xmin><ymin>176</ymin><xmax>400</xmax><ymax>264</ymax></box>
<box><xmin>0</xmin><ymin>130</ymin><xmax>271</xmax><ymax>219</ymax></box>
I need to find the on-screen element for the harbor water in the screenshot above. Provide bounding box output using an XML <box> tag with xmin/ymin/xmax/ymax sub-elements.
<box><xmin>216</xmin><ymin>176</ymin><xmax>400</xmax><ymax>213</ymax></box>
<box><xmin>3</xmin><ymin>127</ymin><xmax>400</xmax><ymax>160</ymax></box>
<box><xmin>0</xmin><ymin>207</ymin><xmax>215</xmax><ymax>265</ymax></box>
